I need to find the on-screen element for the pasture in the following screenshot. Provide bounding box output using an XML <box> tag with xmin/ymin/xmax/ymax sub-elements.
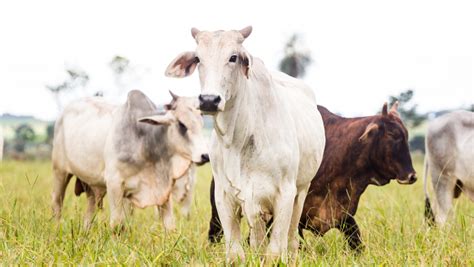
<box><xmin>0</xmin><ymin>157</ymin><xmax>472</xmax><ymax>265</ymax></box>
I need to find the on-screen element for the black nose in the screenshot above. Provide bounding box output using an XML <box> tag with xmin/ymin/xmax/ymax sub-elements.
<box><xmin>408</xmin><ymin>173</ymin><xmax>417</xmax><ymax>183</ymax></box>
<box><xmin>199</xmin><ymin>94</ymin><xmax>221</xmax><ymax>113</ymax></box>
<box><xmin>201</xmin><ymin>154</ymin><xmax>210</xmax><ymax>162</ymax></box>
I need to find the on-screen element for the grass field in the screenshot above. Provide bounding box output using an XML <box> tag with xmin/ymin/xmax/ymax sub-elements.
<box><xmin>0</xmin><ymin>157</ymin><xmax>473</xmax><ymax>265</ymax></box>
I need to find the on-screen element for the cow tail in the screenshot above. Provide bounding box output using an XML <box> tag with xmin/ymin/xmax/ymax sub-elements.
<box><xmin>423</xmin><ymin>153</ymin><xmax>429</xmax><ymax>199</ymax></box>
<box><xmin>423</xmin><ymin>152</ymin><xmax>435</xmax><ymax>224</ymax></box>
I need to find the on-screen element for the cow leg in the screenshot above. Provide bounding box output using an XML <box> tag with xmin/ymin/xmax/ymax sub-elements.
<box><xmin>84</xmin><ymin>186</ymin><xmax>96</xmax><ymax>229</ymax></box>
<box><xmin>159</xmin><ymin>199</ymin><xmax>176</xmax><ymax>231</ymax></box>
<box><xmin>179</xmin><ymin>184</ymin><xmax>194</xmax><ymax>218</ymax></box>
<box><xmin>433</xmin><ymin>174</ymin><xmax>457</xmax><ymax>225</ymax></box>
<box><xmin>463</xmin><ymin>187</ymin><xmax>474</xmax><ymax>202</ymax></box>
<box><xmin>337</xmin><ymin>216</ymin><xmax>363</xmax><ymax>252</ymax></box>
<box><xmin>214</xmin><ymin>181</ymin><xmax>244</xmax><ymax>262</ymax></box>
<box><xmin>244</xmin><ymin>201</ymin><xmax>266</xmax><ymax>251</ymax></box>
<box><xmin>51</xmin><ymin>169</ymin><xmax>72</xmax><ymax>220</ymax></box>
<box><xmin>180</xmin><ymin>167</ymin><xmax>196</xmax><ymax>218</ymax></box>
<box><xmin>106</xmin><ymin>178</ymin><xmax>126</xmax><ymax>230</ymax></box>
<box><xmin>208</xmin><ymin>178</ymin><xmax>223</xmax><ymax>243</ymax></box>
<box><xmin>266</xmin><ymin>184</ymin><xmax>296</xmax><ymax>261</ymax></box>
<box><xmin>288</xmin><ymin>189</ymin><xmax>308</xmax><ymax>254</ymax></box>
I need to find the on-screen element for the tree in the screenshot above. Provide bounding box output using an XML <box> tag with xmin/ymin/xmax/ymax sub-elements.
<box><xmin>45</xmin><ymin>123</ymin><xmax>55</xmax><ymax>145</ymax></box>
<box><xmin>278</xmin><ymin>34</ymin><xmax>312</xmax><ymax>78</ymax></box>
<box><xmin>14</xmin><ymin>124</ymin><xmax>36</xmax><ymax>153</ymax></box>
<box><xmin>389</xmin><ymin>89</ymin><xmax>426</xmax><ymax>128</ymax></box>
<box><xmin>46</xmin><ymin>67</ymin><xmax>89</xmax><ymax>112</ymax></box>
<box><xmin>109</xmin><ymin>55</ymin><xmax>136</xmax><ymax>94</ymax></box>
<box><xmin>409</xmin><ymin>135</ymin><xmax>425</xmax><ymax>153</ymax></box>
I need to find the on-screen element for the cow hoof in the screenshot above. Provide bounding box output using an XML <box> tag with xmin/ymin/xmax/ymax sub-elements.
<box><xmin>265</xmin><ymin>245</ymin><xmax>287</xmax><ymax>264</ymax></box>
<box><xmin>111</xmin><ymin>224</ymin><xmax>126</xmax><ymax>235</ymax></box>
<box><xmin>227</xmin><ymin>243</ymin><xmax>245</xmax><ymax>263</ymax></box>
<box><xmin>349</xmin><ymin>243</ymin><xmax>364</xmax><ymax>255</ymax></box>
<box><xmin>164</xmin><ymin>224</ymin><xmax>176</xmax><ymax>232</ymax></box>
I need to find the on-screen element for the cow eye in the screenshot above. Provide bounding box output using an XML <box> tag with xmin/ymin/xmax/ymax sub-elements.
<box><xmin>178</xmin><ymin>121</ymin><xmax>187</xmax><ymax>135</ymax></box>
<box><xmin>229</xmin><ymin>55</ymin><xmax>238</xmax><ymax>63</ymax></box>
<box><xmin>388</xmin><ymin>132</ymin><xmax>401</xmax><ymax>141</ymax></box>
<box><xmin>194</xmin><ymin>57</ymin><xmax>200</xmax><ymax>63</ymax></box>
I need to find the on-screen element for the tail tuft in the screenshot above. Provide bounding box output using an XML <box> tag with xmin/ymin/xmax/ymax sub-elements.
<box><xmin>424</xmin><ymin>197</ymin><xmax>435</xmax><ymax>226</ymax></box>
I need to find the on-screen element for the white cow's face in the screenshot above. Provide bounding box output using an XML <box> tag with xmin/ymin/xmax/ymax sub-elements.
<box><xmin>139</xmin><ymin>93</ymin><xmax>208</xmax><ymax>166</ymax></box>
<box><xmin>165</xmin><ymin>26</ymin><xmax>253</xmax><ymax>115</ymax></box>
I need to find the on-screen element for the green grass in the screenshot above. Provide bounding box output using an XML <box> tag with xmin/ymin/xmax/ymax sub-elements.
<box><xmin>0</xmin><ymin>158</ymin><xmax>472</xmax><ymax>265</ymax></box>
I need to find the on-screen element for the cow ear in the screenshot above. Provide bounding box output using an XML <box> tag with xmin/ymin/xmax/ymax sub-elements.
<box><xmin>165</xmin><ymin>52</ymin><xmax>198</xmax><ymax>78</ymax></box>
<box><xmin>191</xmin><ymin>27</ymin><xmax>200</xmax><ymax>39</ymax></box>
<box><xmin>382</xmin><ymin>102</ymin><xmax>388</xmax><ymax>116</ymax></box>
<box><xmin>239</xmin><ymin>50</ymin><xmax>253</xmax><ymax>79</ymax></box>
<box><xmin>359</xmin><ymin>122</ymin><xmax>379</xmax><ymax>142</ymax></box>
<box><xmin>138</xmin><ymin>112</ymin><xmax>176</xmax><ymax>125</ymax></box>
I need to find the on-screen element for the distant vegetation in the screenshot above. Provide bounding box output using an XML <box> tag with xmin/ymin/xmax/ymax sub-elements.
<box><xmin>0</xmin><ymin>113</ymin><xmax>52</xmax><ymax>160</ymax></box>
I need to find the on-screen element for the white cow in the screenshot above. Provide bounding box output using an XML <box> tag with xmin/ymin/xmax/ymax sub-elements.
<box><xmin>424</xmin><ymin>110</ymin><xmax>474</xmax><ymax>225</ymax></box>
<box><xmin>52</xmin><ymin>90</ymin><xmax>208</xmax><ymax>229</ymax></box>
<box><xmin>165</xmin><ymin>26</ymin><xmax>325</xmax><ymax>261</ymax></box>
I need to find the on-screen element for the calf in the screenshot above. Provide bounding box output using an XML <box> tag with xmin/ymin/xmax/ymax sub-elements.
<box><xmin>52</xmin><ymin>90</ymin><xmax>208</xmax><ymax>229</ymax></box>
<box><xmin>209</xmin><ymin>103</ymin><xmax>416</xmax><ymax>250</ymax></box>
<box><xmin>424</xmin><ymin>110</ymin><xmax>474</xmax><ymax>225</ymax></box>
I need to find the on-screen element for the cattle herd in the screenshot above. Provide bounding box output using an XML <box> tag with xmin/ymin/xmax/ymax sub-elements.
<box><xmin>48</xmin><ymin>26</ymin><xmax>473</xmax><ymax>262</ymax></box>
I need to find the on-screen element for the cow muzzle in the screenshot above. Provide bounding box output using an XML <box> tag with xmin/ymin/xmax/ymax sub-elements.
<box><xmin>397</xmin><ymin>172</ymin><xmax>417</xmax><ymax>185</ymax></box>
<box><xmin>196</xmin><ymin>153</ymin><xmax>210</xmax><ymax>166</ymax></box>
<box><xmin>199</xmin><ymin>94</ymin><xmax>222</xmax><ymax>114</ymax></box>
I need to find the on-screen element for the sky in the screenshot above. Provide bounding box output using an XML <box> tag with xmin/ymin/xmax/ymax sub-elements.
<box><xmin>0</xmin><ymin>0</ymin><xmax>473</xmax><ymax>121</ymax></box>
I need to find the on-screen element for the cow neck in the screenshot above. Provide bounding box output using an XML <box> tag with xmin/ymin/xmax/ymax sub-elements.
<box><xmin>354</xmin><ymin>117</ymin><xmax>388</xmax><ymax>187</ymax></box>
<box><xmin>214</xmin><ymin>68</ymin><xmax>275</xmax><ymax>149</ymax></box>
<box><xmin>333</xmin><ymin>116</ymin><xmax>379</xmax><ymax>189</ymax></box>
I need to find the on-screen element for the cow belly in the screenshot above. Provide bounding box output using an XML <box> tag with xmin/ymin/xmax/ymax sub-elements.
<box><xmin>62</xmin><ymin>120</ymin><xmax>110</xmax><ymax>185</ymax></box>
<box><xmin>124</xmin><ymin>167</ymin><xmax>171</xmax><ymax>209</ymax></box>
<box><xmin>294</xmin><ymin>113</ymin><xmax>325</xmax><ymax>188</ymax></box>
<box><xmin>279</xmin><ymin>86</ymin><xmax>325</xmax><ymax>188</ymax></box>
<box><xmin>303</xmin><ymin>193</ymin><xmax>347</xmax><ymax>234</ymax></box>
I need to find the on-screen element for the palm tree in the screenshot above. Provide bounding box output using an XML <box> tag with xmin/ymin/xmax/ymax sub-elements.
<box><xmin>279</xmin><ymin>34</ymin><xmax>312</xmax><ymax>78</ymax></box>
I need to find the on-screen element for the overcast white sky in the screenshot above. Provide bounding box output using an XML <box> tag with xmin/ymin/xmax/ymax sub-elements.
<box><xmin>0</xmin><ymin>0</ymin><xmax>473</xmax><ymax>120</ymax></box>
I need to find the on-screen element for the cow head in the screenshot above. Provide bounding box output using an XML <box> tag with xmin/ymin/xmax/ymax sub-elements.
<box><xmin>359</xmin><ymin>102</ymin><xmax>417</xmax><ymax>185</ymax></box>
<box><xmin>165</xmin><ymin>26</ymin><xmax>253</xmax><ymax>115</ymax></box>
<box><xmin>138</xmin><ymin>91</ymin><xmax>209</xmax><ymax>167</ymax></box>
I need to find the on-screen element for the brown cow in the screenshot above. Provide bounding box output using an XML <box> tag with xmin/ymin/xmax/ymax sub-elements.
<box><xmin>208</xmin><ymin>103</ymin><xmax>417</xmax><ymax>251</ymax></box>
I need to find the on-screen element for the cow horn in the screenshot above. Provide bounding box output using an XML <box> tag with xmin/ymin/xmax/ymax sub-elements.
<box><xmin>169</xmin><ymin>90</ymin><xmax>179</xmax><ymax>100</ymax></box>
<box><xmin>390</xmin><ymin>101</ymin><xmax>400</xmax><ymax>116</ymax></box>
<box><xmin>239</xmin><ymin>26</ymin><xmax>252</xmax><ymax>39</ymax></box>
<box><xmin>191</xmin><ymin>27</ymin><xmax>200</xmax><ymax>39</ymax></box>
<box><xmin>382</xmin><ymin>102</ymin><xmax>388</xmax><ymax>116</ymax></box>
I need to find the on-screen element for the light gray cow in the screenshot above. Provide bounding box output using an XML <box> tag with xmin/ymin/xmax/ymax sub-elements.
<box><xmin>52</xmin><ymin>90</ymin><xmax>208</xmax><ymax>229</ymax></box>
<box><xmin>424</xmin><ymin>110</ymin><xmax>474</xmax><ymax>225</ymax></box>
<box><xmin>165</xmin><ymin>26</ymin><xmax>325</xmax><ymax>261</ymax></box>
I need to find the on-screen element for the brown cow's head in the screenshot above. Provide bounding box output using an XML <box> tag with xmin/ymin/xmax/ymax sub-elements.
<box><xmin>165</xmin><ymin>26</ymin><xmax>253</xmax><ymax>115</ymax></box>
<box><xmin>359</xmin><ymin>102</ymin><xmax>416</xmax><ymax>185</ymax></box>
